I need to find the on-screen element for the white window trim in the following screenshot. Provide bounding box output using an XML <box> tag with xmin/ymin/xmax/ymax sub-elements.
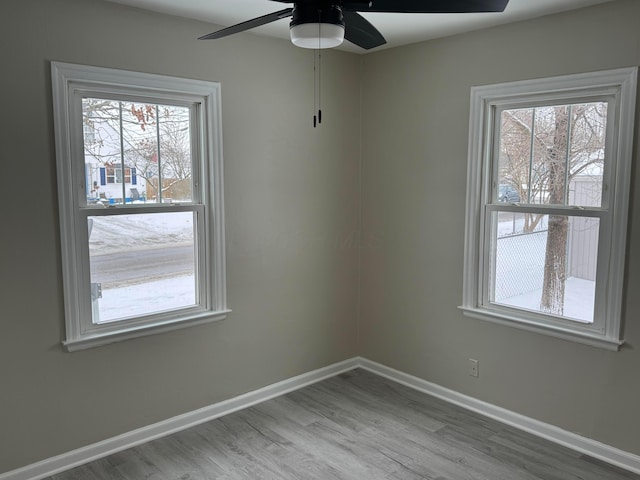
<box><xmin>460</xmin><ymin>67</ymin><xmax>637</xmax><ymax>351</ymax></box>
<box><xmin>52</xmin><ymin>62</ymin><xmax>229</xmax><ymax>351</ymax></box>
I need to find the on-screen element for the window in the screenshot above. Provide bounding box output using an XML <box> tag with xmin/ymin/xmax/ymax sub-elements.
<box><xmin>52</xmin><ymin>62</ymin><xmax>229</xmax><ymax>351</ymax></box>
<box><xmin>104</xmin><ymin>166</ymin><xmax>133</xmax><ymax>184</ymax></box>
<box><xmin>461</xmin><ymin>68</ymin><xmax>637</xmax><ymax>350</ymax></box>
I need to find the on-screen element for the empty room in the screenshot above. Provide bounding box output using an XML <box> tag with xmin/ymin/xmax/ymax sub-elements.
<box><xmin>1</xmin><ymin>0</ymin><xmax>640</xmax><ymax>478</ymax></box>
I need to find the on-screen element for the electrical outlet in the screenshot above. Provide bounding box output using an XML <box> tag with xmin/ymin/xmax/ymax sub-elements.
<box><xmin>469</xmin><ymin>358</ymin><xmax>479</xmax><ymax>377</ymax></box>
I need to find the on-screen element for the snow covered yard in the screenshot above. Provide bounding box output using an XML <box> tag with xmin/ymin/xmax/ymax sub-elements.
<box><xmin>97</xmin><ymin>275</ymin><xmax>195</xmax><ymax>323</ymax></box>
<box><xmin>88</xmin><ymin>212</ymin><xmax>196</xmax><ymax>322</ymax></box>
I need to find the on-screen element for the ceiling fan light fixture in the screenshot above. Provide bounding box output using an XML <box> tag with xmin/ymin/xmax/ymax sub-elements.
<box><xmin>290</xmin><ymin>22</ymin><xmax>345</xmax><ymax>49</ymax></box>
<box><xmin>199</xmin><ymin>1</ymin><xmax>510</xmax><ymax>50</ymax></box>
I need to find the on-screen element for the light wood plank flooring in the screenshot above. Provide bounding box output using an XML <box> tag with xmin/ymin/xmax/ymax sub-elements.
<box><xmin>47</xmin><ymin>369</ymin><xmax>640</xmax><ymax>479</ymax></box>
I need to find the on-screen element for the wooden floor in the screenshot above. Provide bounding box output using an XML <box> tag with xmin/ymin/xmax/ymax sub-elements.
<box><xmin>47</xmin><ymin>369</ymin><xmax>639</xmax><ymax>480</ymax></box>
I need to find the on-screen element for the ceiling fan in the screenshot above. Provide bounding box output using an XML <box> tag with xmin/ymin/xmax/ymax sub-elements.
<box><xmin>199</xmin><ymin>0</ymin><xmax>510</xmax><ymax>50</ymax></box>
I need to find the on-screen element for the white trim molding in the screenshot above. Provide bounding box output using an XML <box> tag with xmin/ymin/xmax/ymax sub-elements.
<box><xmin>359</xmin><ymin>358</ymin><xmax>640</xmax><ymax>476</ymax></box>
<box><xmin>2</xmin><ymin>357</ymin><xmax>640</xmax><ymax>479</ymax></box>
<box><xmin>461</xmin><ymin>67</ymin><xmax>638</xmax><ymax>349</ymax></box>
<box><xmin>51</xmin><ymin>61</ymin><xmax>229</xmax><ymax>350</ymax></box>
<box><xmin>0</xmin><ymin>359</ymin><xmax>360</xmax><ymax>480</ymax></box>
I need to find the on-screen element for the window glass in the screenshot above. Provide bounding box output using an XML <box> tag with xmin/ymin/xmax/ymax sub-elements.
<box><xmin>489</xmin><ymin>212</ymin><xmax>598</xmax><ymax>324</ymax></box>
<box><xmin>82</xmin><ymin>98</ymin><xmax>192</xmax><ymax>206</ymax></box>
<box><xmin>498</xmin><ymin>102</ymin><xmax>607</xmax><ymax>207</ymax></box>
<box><xmin>88</xmin><ymin>212</ymin><xmax>197</xmax><ymax>323</ymax></box>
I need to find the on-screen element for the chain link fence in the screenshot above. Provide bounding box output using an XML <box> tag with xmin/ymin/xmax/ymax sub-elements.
<box><xmin>493</xmin><ymin>228</ymin><xmax>548</xmax><ymax>302</ymax></box>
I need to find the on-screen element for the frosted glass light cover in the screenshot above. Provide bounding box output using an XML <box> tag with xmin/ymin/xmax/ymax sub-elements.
<box><xmin>290</xmin><ymin>23</ymin><xmax>344</xmax><ymax>49</ymax></box>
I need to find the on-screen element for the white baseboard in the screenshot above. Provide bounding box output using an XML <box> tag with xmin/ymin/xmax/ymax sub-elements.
<box><xmin>358</xmin><ymin>357</ymin><xmax>640</xmax><ymax>476</ymax></box>
<box><xmin>0</xmin><ymin>358</ymin><xmax>359</xmax><ymax>480</ymax></box>
<box><xmin>3</xmin><ymin>356</ymin><xmax>640</xmax><ymax>479</ymax></box>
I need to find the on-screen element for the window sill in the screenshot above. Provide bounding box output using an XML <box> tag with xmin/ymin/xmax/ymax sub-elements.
<box><xmin>63</xmin><ymin>310</ymin><xmax>231</xmax><ymax>352</ymax></box>
<box><xmin>458</xmin><ymin>306</ymin><xmax>623</xmax><ymax>351</ymax></box>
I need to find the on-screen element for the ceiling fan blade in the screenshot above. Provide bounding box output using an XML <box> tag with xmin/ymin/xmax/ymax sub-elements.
<box><xmin>344</xmin><ymin>0</ymin><xmax>509</xmax><ymax>13</ymax></box>
<box><xmin>199</xmin><ymin>8</ymin><xmax>293</xmax><ymax>40</ymax></box>
<box><xmin>343</xmin><ymin>11</ymin><xmax>386</xmax><ymax>50</ymax></box>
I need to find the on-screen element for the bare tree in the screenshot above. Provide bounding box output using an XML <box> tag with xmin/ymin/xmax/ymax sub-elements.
<box><xmin>541</xmin><ymin>106</ymin><xmax>569</xmax><ymax>314</ymax></box>
<box><xmin>499</xmin><ymin>102</ymin><xmax>607</xmax><ymax>315</ymax></box>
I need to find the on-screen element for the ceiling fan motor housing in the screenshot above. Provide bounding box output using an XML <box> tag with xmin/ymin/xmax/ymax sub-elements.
<box><xmin>290</xmin><ymin>3</ymin><xmax>345</xmax><ymax>48</ymax></box>
<box><xmin>290</xmin><ymin>4</ymin><xmax>344</xmax><ymax>27</ymax></box>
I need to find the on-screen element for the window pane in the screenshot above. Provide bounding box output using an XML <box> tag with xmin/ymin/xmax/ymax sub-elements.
<box><xmin>121</xmin><ymin>102</ymin><xmax>160</xmax><ymax>203</ymax></box>
<box><xmin>83</xmin><ymin>99</ymin><xmax>193</xmax><ymax>206</ymax></box>
<box><xmin>497</xmin><ymin>108</ymin><xmax>532</xmax><ymax>204</ymax></box>
<box><xmin>489</xmin><ymin>212</ymin><xmax>599</xmax><ymax>323</ymax></box>
<box><xmin>83</xmin><ymin>98</ymin><xmax>125</xmax><ymax>204</ymax></box>
<box><xmin>88</xmin><ymin>212</ymin><xmax>197</xmax><ymax>323</ymax></box>
<box><xmin>157</xmin><ymin>105</ymin><xmax>193</xmax><ymax>203</ymax></box>
<box><xmin>121</xmin><ymin>103</ymin><xmax>193</xmax><ymax>204</ymax></box>
<box><xmin>498</xmin><ymin>102</ymin><xmax>607</xmax><ymax>207</ymax></box>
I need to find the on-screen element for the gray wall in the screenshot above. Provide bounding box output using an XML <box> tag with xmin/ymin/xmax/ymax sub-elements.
<box><xmin>3</xmin><ymin>0</ymin><xmax>640</xmax><ymax>475</ymax></box>
<box><xmin>0</xmin><ymin>0</ymin><xmax>361</xmax><ymax>472</ymax></box>
<box><xmin>359</xmin><ymin>0</ymin><xmax>640</xmax><ymax>457</ymax></box>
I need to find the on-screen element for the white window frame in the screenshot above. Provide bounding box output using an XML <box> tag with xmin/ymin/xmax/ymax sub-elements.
<box><xmin>461</xmin><ymin>68</ymin><xmax>637</xmax><ymax>351</ymax></box>
<box><xmin>52</xmin><ymin>62</ymin><xmax>229</xmax><ymax>351</ymax></box>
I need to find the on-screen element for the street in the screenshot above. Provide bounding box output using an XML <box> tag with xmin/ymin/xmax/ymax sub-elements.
<box><xmin>90</xmin><ymin>244</ymin><xmax>194</xmax><ymax>287</ymax></box>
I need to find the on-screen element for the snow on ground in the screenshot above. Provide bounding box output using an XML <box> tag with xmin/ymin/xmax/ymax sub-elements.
<box><xmin>495</xmin><ymin>277</ymin><xmax>595</xmax><ymax>323</ymax></box>
<box><xmin>89</xmin><ymin>212</ymin><xmax>194</xmax><ymax>255</ymax></box>
<box><xmin>89</xmin><ymin>212</ymin><xmax>195</xmax><ymax>321</ymax></box>
<box><xmin>97</xmin><ymin>274</ymin><xmax>195</xmax><ymax>322</ymax></box>
<box><xmin>91</xmin><ymin>213</ymin><xmax>594</xmax><ymax>324</ymax></box>
<box><xmin>493</xmin><ymin>219</ymin><xmax>596</xmax><ymax>323</ymax></box>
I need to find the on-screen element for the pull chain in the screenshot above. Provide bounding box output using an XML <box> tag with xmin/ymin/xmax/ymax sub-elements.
<box><xmin>318</xmin><ymin>22</ymin><xmax>322</xmax><ymax>125</ymax></box>
<box><xmin>313</xmin><ymin>48</ymin><xmax>317</xmax><ymax>128</ymax></box>
<box><xmin>313</xmin><ymin>48</ymin><xmax>322</xmax><ymax>127</ymax></box>
<box><xmin>313</xmin><ymin>19</ymin><xmax>323</xmax><ymax>128</ymax></box>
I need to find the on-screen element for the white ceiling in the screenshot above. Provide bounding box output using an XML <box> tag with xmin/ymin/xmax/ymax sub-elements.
<box><xmin>101</xmin><ymin>0</ymin><xmax>615</xmax><ymax>53</ymax></box>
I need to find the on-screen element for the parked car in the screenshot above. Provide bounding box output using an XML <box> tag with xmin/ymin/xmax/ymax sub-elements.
<box><xmin>498</xmin><ymin>184</ymin><xmax>521</xmax><ymax>203</ymax></box>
